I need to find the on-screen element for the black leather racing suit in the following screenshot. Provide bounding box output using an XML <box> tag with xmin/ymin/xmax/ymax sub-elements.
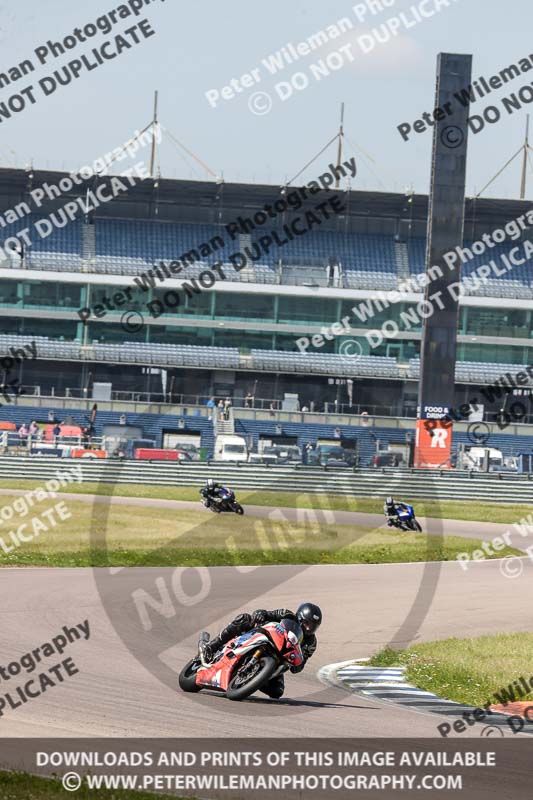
<box><xmin>200</xmin><ymin>484</ymin><xmax>223</xmax><ymax>506</ymax></box>
<box><xmin>208</xmin><ymin>608</ymin><xmax>317</xmax><ymax>699</ymax></box>
<box><xmin>384</xmin><ymin>501</ymin><xmax>409</xmax><ymax>526</ymax></box>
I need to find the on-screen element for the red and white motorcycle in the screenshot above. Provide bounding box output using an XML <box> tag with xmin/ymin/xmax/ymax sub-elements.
<box><xmin>179</xmin><ymin>619</ymin><xmax>304</xmax><ymax>701</ymax></box>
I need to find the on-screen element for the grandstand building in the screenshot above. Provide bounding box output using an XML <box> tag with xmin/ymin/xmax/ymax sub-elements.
<box><xmin>0</xmin><ymin>166</ymin><xmax>532</xmax><ymax>425</ymax></box>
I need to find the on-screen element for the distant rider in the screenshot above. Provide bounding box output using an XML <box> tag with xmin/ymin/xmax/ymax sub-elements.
<box><xmin>384</xmin><ymin>496</ymin><xmax>411</xmax><ymax>526</ymax></box>
<box><xmin>200</xmin><ymin>478</ymin><xmax>223</xmax><ymax>507</ymax></box>
<box><xmin>199</xmin><ymin>602</ymin><xmax>322</xmax><ymax>699</ymax></box>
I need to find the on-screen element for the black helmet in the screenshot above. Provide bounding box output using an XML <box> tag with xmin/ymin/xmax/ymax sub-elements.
<box><xmin>296</xmin><ymin>602</ymin><xmax>322</xmax><ymax>635</ymax></box>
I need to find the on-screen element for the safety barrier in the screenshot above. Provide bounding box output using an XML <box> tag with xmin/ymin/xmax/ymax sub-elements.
<box><xmin>0</xmin><ymin>457</ymin><xmax>531</xmax><ymax>503</ymax></box>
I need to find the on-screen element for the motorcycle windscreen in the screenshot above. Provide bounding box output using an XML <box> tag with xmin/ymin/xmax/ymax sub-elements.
<box><xmin>280</xmin><ymin>618</ymin><xmax>304</xmax><ymax>645</ymax></box>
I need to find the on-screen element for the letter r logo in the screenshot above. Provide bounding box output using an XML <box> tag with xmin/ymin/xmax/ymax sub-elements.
<box><xmin>431</xmin><ymin>429</ymin><xmax>449</xmax><ymax>448</ymax></box>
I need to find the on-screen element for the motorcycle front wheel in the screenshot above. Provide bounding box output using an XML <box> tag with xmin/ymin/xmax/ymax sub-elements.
<box><xmin>226</xmin><ymin>654</ymin><xmax>277</xmax><ymax>701</ymax></box>
<box><xmin>232</xmin><ymin>503</ymin><xmax>244</xmax><ymax>515</ymax></box>
<box><xmin>412</xmin><ymin>519</ymin><xmax>422</xmax><ymax>532</ymax></box>
<box><xmin>179</xmin><ymin>659</ymin><xmax>202</xmax><ymax>692</ymax></box>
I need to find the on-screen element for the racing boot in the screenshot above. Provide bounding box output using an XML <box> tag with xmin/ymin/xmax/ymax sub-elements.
<box><xmin>260</xmin><ymin>675</ymin><xmax>285</xmax><ymax>699</ymax></box>
<box><xmin>198</xmin><ymin>633</ymin><xmax>225</xmax><ymax>665</ymax></box>
<box><xmin>198</xmin><ymin>632</ymin><xmax>214</xmax><ymax>665</ymax></box>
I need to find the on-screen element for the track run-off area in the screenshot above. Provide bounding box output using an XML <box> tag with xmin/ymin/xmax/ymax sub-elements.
<box><xmin>0</xmin><ymin>491</ymin><xmax>532</xmax><ymax>738</ymax></box>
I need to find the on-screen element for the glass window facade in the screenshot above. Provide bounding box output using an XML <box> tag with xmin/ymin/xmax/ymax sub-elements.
<box><xmin>2</xmin><ymin>275</ymin><xmax>532</xmax><ymax>368</ymax></box>
<box><xmin>278</xmin><ymin>296</ymin><xmax>337</xmax><ymax>324</ymax></box>
<box><xmin>214</xmin><ymin>293</ymin><xmax>275</xmax><ymax>320</ymax></box>
<box><xmin>461</xmin><ymin>307</ymin><xmax>531</xmax><ymax>339</ymax></box>
<box><xmin>0</xmin><ymin>280</ymin><xmax>20</xmax><ymax>305</ymax></box>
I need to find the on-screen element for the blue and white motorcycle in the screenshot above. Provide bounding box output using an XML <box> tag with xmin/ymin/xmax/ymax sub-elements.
<box><xmin>389</xmin><ymin>503</ymin><xmax>422</xmax><ymax>533</ymax></box>
<box><xmin>201</xmin><ymin>486</ymin><xmax>244</xmax><ymax>515</ymax></box>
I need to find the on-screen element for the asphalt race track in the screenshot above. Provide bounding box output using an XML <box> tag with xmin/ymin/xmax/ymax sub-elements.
<box><xmin>0</xmin><ymin>488</ymin><xmax>524</xmax><ymax>543</ymax></box>
<box><xmin>1</xmin><ymin>490</ymin><xmax>532</xmax><ymax>739</ymax></box>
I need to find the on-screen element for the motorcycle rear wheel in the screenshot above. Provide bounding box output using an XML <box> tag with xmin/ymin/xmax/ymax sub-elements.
<box><xmin>226</xmin><ymin>655</ymin><xmax>277</xmax><ymax>701</ymax></box>
<box><xmin>179</xmin><ymin>659</ymin><xmax>202</xmax><ymax>692</ymax></box>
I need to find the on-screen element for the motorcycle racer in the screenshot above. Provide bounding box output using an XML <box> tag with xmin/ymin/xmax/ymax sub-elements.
<box><xmin>200</xmin><ymin>478</ymin><xmax>223</xmax><ymax>504</ymax></box>
<box><xmin>384</xmin><ymin>495</ymin><xmax>411</xmax><ymax>527</ymax></box>
<box><xmin>198</xmin><ymin>602</ymin><xmax>322</xmax><ymax>698</ymax></box>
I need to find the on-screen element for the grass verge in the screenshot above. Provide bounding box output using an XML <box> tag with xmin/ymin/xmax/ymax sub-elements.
<box><xmin>368</xmin><ymin>633</ymin><xmax>533</xmax><ymax>707</ymax></box>
<box><xmin>0</xmin><ymin>770</ymin><xmax>184</xmax><ymax>799</ymax></box>
<box><xmin>0</xmin><ymin>480</ymin><xmax>530</xmax><ymax>524</ymax></box>
<box><xmin>0</xmin><ymin>495</ymin><xmax>522</xmax><ymax>567</ymax></box>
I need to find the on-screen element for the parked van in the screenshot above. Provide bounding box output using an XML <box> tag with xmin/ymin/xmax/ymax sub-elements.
<box><xmin>215</xmin><ymin>434</ymin><xmax>248</xmax><ymax>462</ymax></box>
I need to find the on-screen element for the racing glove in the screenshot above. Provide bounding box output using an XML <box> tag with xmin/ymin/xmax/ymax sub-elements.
<box><xmin>251</xmin><ymin>609</ymin><xmax>269</xmax><ymax>626</ymax></box>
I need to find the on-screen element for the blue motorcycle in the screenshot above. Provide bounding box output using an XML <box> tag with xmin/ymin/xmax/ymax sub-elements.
<box><xmin>391</xmin><ymin>503</ymin><xmax>422</xmax><ymax>533</ymax></box>
<box><xmin>201</xmin><ymin>487</ymin><xmax>244</xmax><ymax>515</ymax></box>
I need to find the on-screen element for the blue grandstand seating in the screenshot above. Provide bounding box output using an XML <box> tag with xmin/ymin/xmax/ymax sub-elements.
<box><xmin>408</xmin><ymin>236</ymin><xmax>533</xmax><ymax>294</ymax></box>
<box><xmin>3</xmin><ymin>209</ymin><xmax>531</xmax><ymax>297</ymax></box>
<box><xmin>252</xmin><ymin>229</ymin><xmax>397</xmax><ymax>273</ymax></box>
<box><xmin>94</xmin><ymin>219</ymin><xmax>232</xmax><ymax>265</ymax></box>
<box><xmin>29</xmin><ymin>214</ymin><xmax>82</xmax><ymax>254</ymax></box>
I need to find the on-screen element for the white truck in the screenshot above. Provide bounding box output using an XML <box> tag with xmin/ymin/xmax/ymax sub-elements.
<box><xmin>460</xmin><ymin>447</ymin><xmax>504</xmax><ymax>471</ymax></box>
<box><xmin>215</xmin><ymin>434</ymin><xmax>248</xmax><ymax>462</ymax></box>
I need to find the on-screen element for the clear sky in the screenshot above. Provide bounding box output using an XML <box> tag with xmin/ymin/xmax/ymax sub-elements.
<box><xmin>0</xmin><ymin>0</ymin><xmax>531</xmax><ymax>199</ymax></box>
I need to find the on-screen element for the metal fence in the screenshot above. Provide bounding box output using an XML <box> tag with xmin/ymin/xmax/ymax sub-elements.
<box><xmin>0</xmin><ymin>457</ymin><xmax>531</xmax><ymax>503</ymax></box>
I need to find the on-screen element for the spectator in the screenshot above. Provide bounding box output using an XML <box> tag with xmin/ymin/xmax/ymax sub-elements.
<box><xmin>81</xmin><ymin>426</ymin><xmax>91</xmax><ymax>448</ymax></box>
<box><xmin>244</xmin><ymin>392</ymin><xmax>254</xmax><ymax>409</ymax></box>
<box><xmin>52</xmin><ymin>422</ymin><xmax>61</xmax><ymax>445</ymax></box>
<box><xmin>18</xmin><ymin>423</ymin><xmax>29</xmax><ymax>443</ymax></box>
<box><xmin>206</xmin><ymin>396</ymin><xmax>216</xmax><ymax>420</ymax></box>
<box><xmin>29</xmin><ymin>420</ymin><xmax>39</xmax><ymax>439</ymax></box>
<box><xmin>303</xmin><ymin>442</ymin><xmax>314</xmax><ymax>464</ymax></box>
<box><xmin>334</xmin><ymin>427</ymin><xmax>341</xmax><ymax>439</ymax></box>
<box><xmin>119</xmin><ymin>413</ymin><xmax>127</xmax><ymax>425</ymax></box>
<box><xmin>217</xmin><ymin>399</ymin><xmax>224</xmax><ymax>420</ymax></box>
<box><xmin>223</xmin><ymin>397</ymin><xmax>232</xmax><ymax>421</ymax></box>
<box><xmin>269</xmin><ymin>401</ymin><xmax>276</xmax><ymax>417</ymax></box>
